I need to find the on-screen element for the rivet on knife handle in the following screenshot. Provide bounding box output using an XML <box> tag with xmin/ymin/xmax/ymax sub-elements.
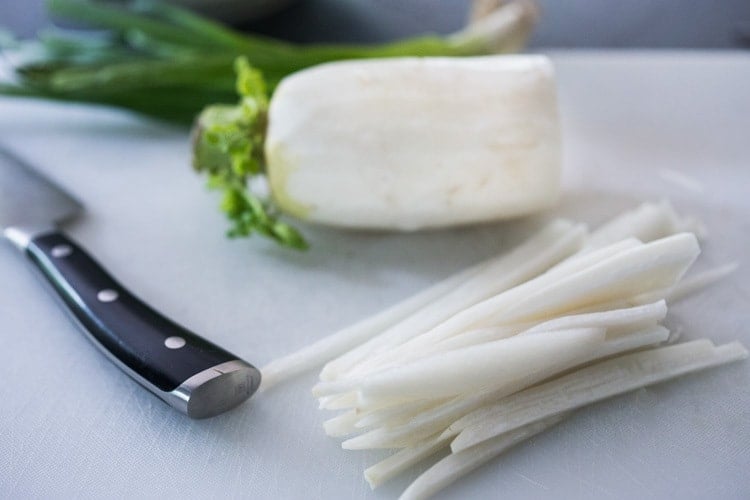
<box><xmin>25</xmin><ymin>231</ymin><xmax>261</xmax><ymax>418</ymax></box>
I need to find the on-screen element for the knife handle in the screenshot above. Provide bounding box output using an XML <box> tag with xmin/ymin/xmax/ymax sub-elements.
<box><xmin>24</xmin><ymin>230</ymin><xmax>261</xmax><ymax>419</ymax></box>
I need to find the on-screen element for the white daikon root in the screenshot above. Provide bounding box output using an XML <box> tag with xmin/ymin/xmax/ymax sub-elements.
<box><xmin>399</xmin><ymin>415</ymin><xmax>567</xmax><ymax>500</ymax></box>
<box><xmin>449</xmin><ymin>340</ymin><xmax>748</xmax><ymax>452</ymax></box>
<box><xmin>342</xmin><ymin>326</ymin><xmax>669</xmax><ymax>451</ymax></box>
<box><xmin>355</xmin><ymin>400</ymin><xmax>442</xmax><ymax>431</ymax></box>
<box><xmin>264</xmin><ymin>218</ymin><xmax>581</xmax><ymax>389</ymax></box>
<box><xmin>314</xmin><ymin>326</ymin><xmax>603</xmax><ymax>400</ymax></box>
<box><xmin>266</xmin><ymin>55</ymin><xmax>561</xmax><ymax>230</ymax></box>
<box><xmin>667</xmin><ymin>262</ymin><xmax>739</xmax><ymax>302</ymax></box>
<box><xmin>260</xmin><ymin>249</ymin><xmax>484</xmax><ymax>390</ymax></box>
<box><xmin>522</xmin><ymin>300</ymin><xmax>667</xmax><ymax>336</ymax></box>
<box><xmin>364</xmin><ymin>433</ymin><xmax>451</xmax><ymax>489</ymax></box>
<box><xmin>337</xmin><ymin>223</ymin><xmax>586</xmax><ymax>379</ymax></box>
<box><xmin>323</xmin><ymin>410</ymin><xmax>359</xmax><ymax>438</ymax></box>
<box><xmin>585</xmin><ymin>200</ymin><xmax>698</xmax><ymax>248</ymax></box>
<box><xmin>320</xmin><ymin>220</ymin><xmax>584</xmax><ymax>382</ymax></box>
<box><xmin>375</xmin><ymin>233</ymin><xmax>697</xmax><ymax>360</ymax></box>
<box><xmin>355</xmin><ymin>327</ymin><xmax>605</xmax><ymax>404</ymax></box>
<box><xmin>260</xmin><ymin>202</ymin><xmax>744</xmax><ymax>499</ymax></box>
<box><xmin>265</xmin><ymin>204</ymin><xmax>695</xmax><ymax>388</ymax></box>
<box><xmin>358</xmin><ymin>236</ymin><xmax>642</xmax><ymax>371</ymax></box>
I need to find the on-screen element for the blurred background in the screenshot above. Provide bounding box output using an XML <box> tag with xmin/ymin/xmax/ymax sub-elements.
<box><xmin>3</xmin><ymin>0</ymin><xmax>750</xmax><ymax>48</ymax></box>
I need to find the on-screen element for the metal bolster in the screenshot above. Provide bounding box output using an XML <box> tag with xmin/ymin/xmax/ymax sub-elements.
<box><xmin>166</xmin><ymin>360</ymin><xmax>262</xmax><ymax>419</ymax></box>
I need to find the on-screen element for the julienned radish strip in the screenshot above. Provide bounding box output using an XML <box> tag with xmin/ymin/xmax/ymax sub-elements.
<box><xmin>390</xmin><ymin>233</ymin><xmax>698</xmax><ymax>354</ymax></box>
<box><xmin>324</xmin><ymin>328</ymin><xmax>605</xmax><ymax>406</ymax></box>
<box><xmin>399</xmin><ymin>415</ymin><xmax>568</xmax><ymax>500</ymax></box>
<box><xmin>271</xmin><ymin>220</ymin><xmax>569</xmax><ymax>389</ymax></box>
<box><xmin>402</xmin><ymin>340</ymin><xmax>747</xmax><ymax>499</ymax></box>
<box><xmin>337</xmin><ymin>223</ymin><xmax>587</xmax><ymax>380</ymax></box>
<box><xmin>341</xmin><ymin>328</ymin><xmax>603</xmax><ymax>449</ymax></box>
<box><xmin>352</xmin><ymin>325</ymin><xmax>664</xmax><ymax>435</ymax></box>
<box><xmin>667</xmin><ymin>262</ymin><xmax>738</xmax><ymax>303</ymax></box>
<box><xmin>522</xmin><ymin>300</ymin><xmax>667</xmax><ymax>335</ymax></box>
<box><xmin>323</xmin><ymin>410</ymin><xmax>359</xmax><ymax>438</ymax></box>
<box><xmin>426</xmin><ymin>302</ymin><xmax>667</xmax><ymax>361</ymax></box>
<box><xmin>482</xmin><ymin>233</ymin><xmax>699</xmax><ymax>323</ymax></box>
<box><xmin>450</xmin><ymin>340</ymin><xmax>748</xmax><ymax>453</ymax></box>
<box><xmin>354</xmin><ymin>399</ymin><xmax>443</xmax><ymax>430</ymax></box>
<box><xmin>262</xmin><ymin>202</ymin><xmax>694</xmax><ymax>390</ymax></box>
<box><xmin>347</xmin><ymin>327</ymin><xmax>670</xmax><ymax>487</ymax></box>
<box><xmin>259</xmin><ymin>251</ymin><xmax>485</xmax><ymax>389</ymax></box>
<box><xmin>588</xmin><ymin>325</ymin><xmax>669</xmax><ymax>358</ymax></box>
<box><xmin>364</xmin><ymin>433</ymin><xmax>451</xmax><ymax>489</ymax></box>
<box><xmin>314</xmin><ymin>230</ymin><xmax>697</xmax><ymax>396</ymax></box>
<box><xmin>344</xmin><ymin>326</ymin><xmax>669</xmax><ymax>449</ymax></box>
<box><xmin>368</xmin><ymin>214</ymin><xmax>693</xmax><ymax>373</ymax></box>
<box><xmin>585</xmin><ymin>200</ymin><xmax>690</xmax><ymax>248</ymax></box>
<box><xmin>425</xmin><ymin>324</ymin><xmax>530</xmax><ymax>354</ymax></box>
<box><xmin>434</xmin><ymin>302</ymin><xmax>666</xmax><ymax>358</ymax></box>
<box><xmin>323</xmin><ymin>221</ymin><xmax>584</xmax><ymax>382</ymax></box>
<box><xmin>504</xmin><ymin>234</ymin><xmax>697</xmax><ymax>326</ymax></box>
<box><xmin>256</xmin><ymin>201</ymin><xmax>744</xmax><ymax>498</ymax></box>
<box><xmin>357</xmin><ymin>327</ymin><xmax>605</xmax><ymax>405</ymax></box>
<box><xmin>325</xmin><ymin>399</ymin><xmax>442</xmax><ymax>438</ymax></box>
<box><xmin>447</xmin><ymin>335</ymin><xmax>713</xmax><ymax>439</ymax></box>
<box><xmin>320</xmin><ymin>221</ymin><xmax>585</xmax><ymax>381</ymax></box>
<box><xmin>319</xmin><ymin>391</ymin><xmax>359</xmax><ymax>410</ymax></box>
<box><xmin>539</xmin><ymin>237</ymin><xmax>641</xmax><ymax>282</ymax></box>
<box><xmin>357</xmin><ymin>237</ymin><xmax>642</xmax><ymax>371</ymax></box>
<box><xmin>382</xmin><ymin>296</ymin><xmax>664</xmax><ymax>375</ymax></box>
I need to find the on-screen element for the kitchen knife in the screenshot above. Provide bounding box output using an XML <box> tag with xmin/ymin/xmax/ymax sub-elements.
<box><xmin>0</xmin><ymin>147</ymin><xmax>261</xmax><ymax>418</ymax></box>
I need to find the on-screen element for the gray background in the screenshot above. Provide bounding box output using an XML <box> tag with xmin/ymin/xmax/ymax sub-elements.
<box><xmin>2</xmin><ymin>0</ymin><xmax>750</xmax><ymax>48</ymax></box>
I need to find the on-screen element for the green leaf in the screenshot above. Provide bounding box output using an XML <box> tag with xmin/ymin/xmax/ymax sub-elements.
<box><xmin>192</xmin><ymin>57</ymin><xmax>307</xmax><ymax>250</ymax></box>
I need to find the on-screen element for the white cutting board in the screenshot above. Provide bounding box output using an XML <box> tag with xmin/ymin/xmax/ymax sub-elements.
<box><xmin>0</xmin><ymin>52</ymin><xmax>748</xmax><ymax>499</ymax></box>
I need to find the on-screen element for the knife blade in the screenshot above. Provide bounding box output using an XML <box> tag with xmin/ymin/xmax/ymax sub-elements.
<box><xmin>0</xmin><ymin>147</ymin><xmax>261</xmax><ymax>418</ymax></box>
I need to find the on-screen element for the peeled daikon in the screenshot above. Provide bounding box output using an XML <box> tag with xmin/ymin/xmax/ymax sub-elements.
<box><xmin>264</xmin><ymin>55</ymin><xmax>561</xmax><ymax>230</ymax></box>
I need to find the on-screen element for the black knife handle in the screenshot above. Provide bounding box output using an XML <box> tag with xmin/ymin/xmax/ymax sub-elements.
<box><xmin>25</xmin><ymin>230</ymin><xmax>261</xmax><ymax>418</ymax></box>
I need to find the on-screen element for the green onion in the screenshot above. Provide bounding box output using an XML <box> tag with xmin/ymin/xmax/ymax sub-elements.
<box><xmin>2</xmin><ymin>0</ymin><xmax>537</xmax><ymax>123</ymax></box>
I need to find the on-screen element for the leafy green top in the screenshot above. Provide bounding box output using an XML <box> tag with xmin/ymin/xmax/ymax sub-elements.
<box><xmin>192</xmin><ymin>58</ymin><xmax>307</xmax><ymax>250</ymax></box>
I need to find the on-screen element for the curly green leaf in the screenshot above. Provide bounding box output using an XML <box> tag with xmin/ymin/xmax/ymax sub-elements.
<box><xmin>192</xmin><ymin>57</ymin><xmax>307</xmax><ymax>250</ymax></box>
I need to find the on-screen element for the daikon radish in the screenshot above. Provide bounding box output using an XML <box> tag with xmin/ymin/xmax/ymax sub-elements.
<box><xmin>357</xmin><ymin>327</ymin><xmax>605</xmax><ymax>405</ymax></box>
<box><xmin>389</xmin><ymin>233</ymin><xmax>695</xmax><ymax>357</ymax></box>
<box><xmin>450</xmin><ymin>340</ymin><xmax>748</xmax><ymax>452</ymax></box>
<box><xmin>422</xmin><ymin>301</ymin><xmax>666</xmax><ymax>356</ymax></box>
<box><xmin>586</xmin><ymin>200</ymin><xmax>692</xmax><ymax>248</ymax></box>
<box><xmin>365</xmin><ymin>433</ymin><xmax>451</xmax><ymax>490</ymax></box>
<box><xmin>319</xmin><ymin>391</ymin><xmax>359</xmax><ymax>410</ymax></box>
<box><xmin>263</xmin><ymin>202</ymin><xmax>699</xmax><ymax>391</ymax></box>
<box><xmin>321</xmin><ymin>221</ymin><xmax>584</xmax><ymax>381</ymax></box>
<box><xmin>355</xmin><ymin>400</ymin><xmax>444</xmax><ymax>430</ymax></box>
<box><xmin>359</xmin><ymin>237</ymin><xmax>641</xmax><ymax>370</ymax></box>
<box><xmin>400</xmin><ymin>415</ymin><xmax>567</xmax><ymax>500</ymax></box>
<box><xmin>426</xmin><ymin>324</ymin><xmax>530</xmax><ymax>353</ymax></box>
<box><xmin>523</xmin><ymin>300</ymin><xmax>667</xmax><ymax>335</ymax></box>
<box><xmin>323</xmin><ymin>410</ymin><xmax>359</xmax><ymax>438</ymax></box>
<box><xmin>259</xmin><ymin>203</ymin><xmax>744</xmax><ymax>499</ymax></box>
<box><xmin>667</xmin><ymin>262</ymin><xmax>738</xmax><ymax>302</ymax></box>
<box><xmin>266</xmin><ymin>55</ymin><xmax>561</xmax><ymax>230</ymax></box>
<box><xmin>421</xmin><ymin>233</ymin><xmax>698</xmax><ymax>343</ymax></box>
<box><xmin>260</xmin><ymin>252</ymin><xmax>486</xmax><ymax>389</ymax></box>
<box><xmin>347</xmin><ymin>326</ymin><xmax>668</xmax><ymax>450</ymax></box>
